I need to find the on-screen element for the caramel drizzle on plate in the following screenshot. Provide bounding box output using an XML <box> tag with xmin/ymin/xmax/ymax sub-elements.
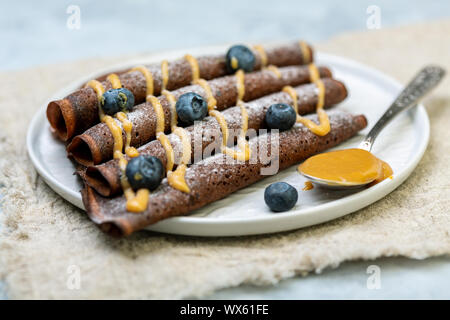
<box><xmin>282</xmin><ymin>63</ymin><xmax>330</xmax><ymax>136</ymax></box>
<box><xmin>150</xmin><ymin>92</ymin><xmax>192</xmax><ymax>193</ymax></box>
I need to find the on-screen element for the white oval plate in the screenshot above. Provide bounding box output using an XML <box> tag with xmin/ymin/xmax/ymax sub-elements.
<box><xmin>27</xmin><ymin>46</ymin><xmax>429</xmax><ymax>237</ymax></box>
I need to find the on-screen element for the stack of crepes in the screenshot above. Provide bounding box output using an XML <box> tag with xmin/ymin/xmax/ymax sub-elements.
<box><xmin>46</xmin><ymin>41</ymin><xmax>367</xmax><ymax>237</ymax></box>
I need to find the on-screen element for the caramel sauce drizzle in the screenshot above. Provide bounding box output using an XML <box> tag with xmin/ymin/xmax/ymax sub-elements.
<box><xmin>123</xmin><ymin>93</ymin><xmax>189</xmax><ymax>196</ymax></box>
<box><xmin>116</xmin><ymin>112</ymin><xmax>139</xmax><ymax>158</ymax></box>
<box><xmin>157</xmin><ymin>52</ymin><xmax>259</xmax><ymax>194</ymax></box>
<box><xmin>201</xmin><ymin>69</ymin><xmax>250</xmax><ymax>161</ymax></box>
<box><xmin>103</xmin><ymin>116</ymin><xmax>124</xmax><ymax>159</ymax></box>
<box><xmin>252</xmin><ymin>45</ymin><xmax>281</xmax><ymax>79</ymax></box>
<box><xmin>83</xmin><ymin>55</ymin><xmax>201</xmax><ymax>210</ymax></box>
<box><xmin>209</xmin><ymin>110</ymin><xmax>229</xmax><ymax>148</ymax></box>
<box><xmin>173</xmin><ymin>127</ymin><xmax>192</xmax><ymax>165</ymax></box>
<box><xmin>167</xmin><ymin>127</ymin><xmax>191</xmax><ymax>193</ymax></box>
<box><xmin>303</xmin><ymin>181</ymin><xmax>314</xmax><ymax>191</ymax></box>
<box><xmin>184</xmin><ymin>54</ymin><xmax>200</xmax><ymax>83</ymax></box>
<box><xmin>85</xmin><ymin>80</ymin><xmax>105</xmax><ymax>102</ymax></box>
<box><xmin>83</xmin><ymin>48</ymin><xmax>259</xmax><ymax>207</ymax></box>
<box><xmin>232</xmin><ymin>71</ymin><xmax>251</xmax><ymax>160</ymax></box>
<box><xmin>162</xmin><ymin>90</ymin><xmax>178</xmax><ymax>130</ymax></box>
<box><xmin>152</xmin><ymin>93</ymin><xmax>191</xmax><ymax>193</ymax></box>
<box><xmin>106</xmin><ymin>73</ymin><xmax>122</xmax><ymax>89</ymax></box>
<box><xmin>299</xmin><ymin>41</ymin><xmax>311</xmax><ymax>64</ymax></box>
<box><xmin>231</xmin><ymin>57</ymin><xmax>239</xmax><ymax>70</ymax></box>
<box><xmin>308</xmin><ymin>63</ymin><xmax>320</xmax><ymax>83</ymax></box>
<box><xmin>157</xmin><ymin>133</ymin><xmax>175</xmax><ymax>172</ymax></box>
<box><xmin>83</xmin><ymin>42</ymin><xmax>317</xmax><ymax>211</ymax></box>
<box><xmin>86</xmin><ymin>77</ymin><xmax>148</xmax><ymax>212</ymax></box>
<box><xmin>146</xmin><ymin>55</ymin><xmax>200</xmax><ymax>194</ymax></box>
<box><xmin>85</xmin><ymin>79</ymin><xmax>126</xmax><ymax>162</ymax></box>
<box><xmin>282</xmin><ymin>86</ymin><xmax>298</xmax><ymax>114</ymax></box>
<box><xmin>161</xmin><ymin>60</ymin><xmax>169</xmax><ymax>91</ymax></box>
<box><xmin>282</xmin><ymin>63</ymin><xmax>330</xmax><ymax>136</ymax></box>
<box><xmin>253</xmin><ymin>45</ymin><xmax>268</xmax><ymax>67</ymax></box>
<box><xmin>148</xmin><ymin>95</ymin><xmax>165</xmax><ymax>133</ymax></box>
<box><xmin>223</xmin><ymin>101</ymin><xmax>251</xmax><ymax>161</ymax></box>
<box><xmin>266</xmin><ymin>65</ymin><xmax>282</xmax><ymax>79</ymax></box>
<box><xmin>235</xmin><ymin>70</ymin><xmax>245</xmax><ymax>101</ymax></box>
<box><xmin>194</xmin><ymin>78</ymin><xmax>217</xmax><ymax>109</ymax></box>
<box><xmin>118</xmin><ymin>156</ymin><xmax>149</xmax><ymax>213</ymax></box>
<box><xmin>129</xmin><ymin>66</ymin><xmax>154</xmax><ymax>96</ymax></box>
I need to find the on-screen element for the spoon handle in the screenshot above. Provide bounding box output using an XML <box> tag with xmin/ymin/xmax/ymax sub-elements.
<box><xmin>359</xmin><ymin>65</ymin><xmax>445</xmax><ymax>151</ymax></box>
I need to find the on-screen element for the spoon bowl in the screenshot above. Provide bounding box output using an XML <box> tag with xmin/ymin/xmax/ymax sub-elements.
<box><xmin>299</xmin><ymin>65</ymin><xmax>445</xmax><ymax>190</ymax></box>
<box><xmin>301</xmin><ymin>169</ymin><xmax>372</xmax><ymax>189</ymax></box>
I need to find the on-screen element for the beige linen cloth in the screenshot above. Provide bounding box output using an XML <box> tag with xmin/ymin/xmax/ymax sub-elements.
<box><xmin>1</xmin><ymin>20</ymin><xmax>449</xmax><ymax>299</ymax></box>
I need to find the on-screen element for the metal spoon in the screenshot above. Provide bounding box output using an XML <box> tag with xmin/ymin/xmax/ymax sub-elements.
<box><xmin>300</xmin><ymin>65</ymin><xmax>446</xmax><ymax>189</ymax></box>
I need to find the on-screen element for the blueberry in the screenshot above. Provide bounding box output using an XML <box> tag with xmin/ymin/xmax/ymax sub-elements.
<box><xmin>264</xmin><ymin>182</ymin><xmax>298</xmax><ymax>212</ymax></box>
<box><xmin>101</xmin><ymin>88</ymin><xmax>135</xmax><ymax>115</ymax></box>
<box><xmin>175</xmin><ymin>92</ymin><xmax>208</xmax><ymax>126</ymax></box>
<box><xmin>225</xmin><ymin>45</ymin><xmax>256</xmax><ymax>73</ymax></box>
<box><xmin>265</xmin><ymin>103</ymin><xmax>297</xmax><ymax>131</ymax></box>
<box><xmin>126</xmin><ymin>155</ymin><xmax>164</xmax><ymax>191</ymax></box>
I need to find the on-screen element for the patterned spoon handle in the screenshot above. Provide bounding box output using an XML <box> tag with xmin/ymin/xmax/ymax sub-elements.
<box><xmin>359</xmin><ymin>65</ymin><xmax>445</xmax><ymax>151</ymax></box>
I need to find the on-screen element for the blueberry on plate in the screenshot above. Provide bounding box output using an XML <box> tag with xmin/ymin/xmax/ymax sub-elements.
<box><xmin>264</xmin><ymin>182</ymin><xmax>298</xmax><ymax>212</ymax></box>
<box><xmin>101</xmin><ymin>88</ymin><xmax>135</xmax><ymax>115</ymax></box>
<box><xmin>175</xmin><ymin>92</ymin><xmax>208</xmax><ymax>125</ymax></box>
<box><xmin>126</xmin><ymin>155</ymin><xmax>164</xmax><ymax>191</ymax></box>
<box><xmin>225</xmin><ymin>45</ymin><xmax>256</xmax><ymax>73</ymax></box>
<box><xmin>265</xmin><ymin>103</ymin><xmax>297</xmax><ymax>131</ymax></box>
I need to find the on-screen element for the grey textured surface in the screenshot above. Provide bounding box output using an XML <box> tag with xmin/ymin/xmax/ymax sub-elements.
<box><xmin>1</xmin><ymin>1</ymin><xmax>449</xmax><ymax>300</ymax></box>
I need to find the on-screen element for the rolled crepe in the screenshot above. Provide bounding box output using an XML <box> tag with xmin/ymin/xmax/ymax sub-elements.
<box><xmin>85</xmin><ymin>78</ymin><xmax>348</xmax><ymax>196</ymax></box>
<box><xmin>67</xmin><ymin>65</ymin><xmax>332</xmax><ymax>166</ymax></box>
<box><xmin>47</xmin><ymin>42</ymin><xmax>313</xmax><ymax>141</ymax></box>
<box><xmin>82</xmin><ymin>110</ymin><xmax>367</xmax><ymax>237</ymax></box>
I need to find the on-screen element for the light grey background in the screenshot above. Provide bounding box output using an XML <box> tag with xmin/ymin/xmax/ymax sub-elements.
<box><xmin>1</xmin><ymin>0</ymin><xmax>450</xmax><ymax>71</ymax></box>
<box><xmin>1</xmin><ymin>0</ymin><xmax>449</xmax><ymax>299</ymax></box>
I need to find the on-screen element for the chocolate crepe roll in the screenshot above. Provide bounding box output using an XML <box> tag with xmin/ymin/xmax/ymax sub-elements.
<box><xmin>67</xmin><ymin>65</ymin><xmax>332</xmax><ymax>166</ymax></box>
<box><xmin>84</xmin><ymin>78</ymin><xmax>348</xmax><ymax>196</ymax></box>
<box><xmin>82</xmin><ymin>110</ymin><xmax>367</xmax><ymax>237</ymax></box>
<box><xmin>47</xmin><ymin>42</ymin><xmax>313</xmax><ymax>141</ymax></box>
